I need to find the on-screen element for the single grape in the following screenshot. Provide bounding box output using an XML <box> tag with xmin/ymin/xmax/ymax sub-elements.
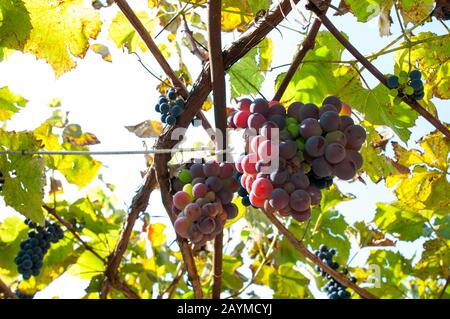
<box><xmin>267</xmin><ymin>115</ymin><xmax>286</xmax><ymax>130</ymax></box>
<box><xmin>325</xmin><ymin>131</ymin><xmax>347</xmax><ymax>146</ymax></box>
<box><xmin>345</xmin><ymin>149</ymin><xmax>363</xmax><ymax>169</ymax></box>
<box><xmin>217</xmin><ymin>188</ymin><xmax>233</xmax><ymax>204</ymax></box>
<box><xmin>159</xmin><ymin>97</ymin><xmax>169</xmax><ymax>105</ymax></box>
<box><xmin>223</xmin><ymin>203</ymin><xmax>238</xmax><ymax>219</ymax></box>
<box><xmin>249</xmin><ymin>192</ymin><xmax>265</xmax><ymax>208</ymax></box>
<box><xmin>260</xmin><ymin>121</ymin><xmax>279</xmax><ymax>139</ymax></box>
<box><xmin>270</xmin><ymin>169</ymin><xmax>289</xmax><ymax>186</ymax></box>
<box><xmin>279</xmin><ymin>130</ymin><xmax>293</xmax><ymax>141</ymax></box>
<box><xmin>334</xmin><ymin>159</ymin><xmax>357</xmax><ymax>180</ymax></box>
<box><xmin>242</xmin><ymin>153</ymin><xmax>258</xmax><ymax>175</ymax></box>
<box><xmin>155</xmin><ymin>104</ymin><xmax>161</xmax><ymax>113</ymax></box>
<box><xmin>289</xmin><ymin>190</ymin><xmax>311</xmax><ymax>212</ymax></box>
<box><xmin>409</xmin><ymin>70</ymin><xmax>421</xmax><ymax>80</ymax></box>
<box><xmin>403</xmin><ymin>85</ymin><xmax>414</xmax><ymax>96</ymax></box>
<box><xmin>233</xmin><ymin>110</ymin><xmax>251</xmax><ymax>128</ymax></box>
<box><xmin>219</xmin><ymin>162</ymin><xmax>235</xmax><ymax>178</ymax></box>
<box><xmin>305</xmin><ymin>136</ymin><xmax>328</xmax><ymax>158</ymax></box>
<box><xmin>283</xmin><ymin>182</ymin><xmax>296</xmax><ymax>194</ymax></box>
<box><xmin>290</xmin><ymin>172</ymin><xmax>310</xmax><ymax>190</ymax></box>
<box><xmin>339</xmin><ymin>115</ymin><xmax>354</xmax><ymax>131</ymax></box>
<box><xmin>160</xmin><ymin>103</ymin><xmax>170</xmax><ymax>114</ymax></box>
<box><xmin>175</xmin><ymin>99</ymin><xmax>185</xmax><ymax>108</ymax></box>
<box><xmin>203</xmin><ymin>160</ymin><xmax>221</xmax><ymax>177</ymax></box>
<box><xmin>228</xmin><ymin>111</ymin><xmax>237</xmax><ymax>128</ymax></box>
<box><xmin>188</xmin><ymin>225</ymin><xmax>204</xmax><ymax>244</ymax></box>
<box><xmin>168</xmin><ymin>91</ymin><xmax>177</xmax><ymax>100</ymax></box>
<box><xmin>287</xmin><ymin>123</ymin><xmax>300</xmax><ymax>138</ymax></box>
<box><xmin>250</xmin><ymin>98</ymin><xmax>269</xmax><ymax>116</ymax></box>
<box><xmin>184</xmin><ymin>203</ymin><xmax>202</xmax><ymax>221</ymax></box>
<box><xmin>291</xmin><ymin>208</ymin><xmax>312</xmax><ymax>222</ymax></box>
<box><xmin>242</xmin><ymin>196</ymin><xmax>251</xmax><ymax>206</ymax></box>
<box><xmin>287</xmin><ymin>102</ymin><xmax>303</xmax><ymax>119</ymax></box>
<box><xmin>322</xmin><ymin>96</ymin><xmax>342</xmax><ymax>113</ymax></box>
<box><xmin>325</xmin><ymin>143</ymin><xmax>346</xmax><ymax>164</ymax></box>
<box><xmin>311</xmin><ymin>157</ymin><xmax>333</xmax><ymax>177</ymax></box>
<box><xmin>191</xmin><ymin>177</ymin><xmax>205</xmax><ymax>186</ymax></box>
<box><xmin>258</xmin><ymin>140</ymin><xmax>278</xmax><ymax>162</ymax></box>
<box><xmin>387</xmin><ymin>75</ymin><xmax>399</xmax><ymax>89</ymax></box>
<box><xmin>238</xmin><ymin>98</ymin><xmax>252</xmax><ymax>111</ymax></box>
<box><xmin>299</xmin><ymin>118</ymin><xmax>322</xmax><ymax>139</ymax></box>
<box><xmin>279</xmin><ymin>140</ymin><xmax>298</xmax><ymax>160</ymax></box>
<box><xmin>319</xmin><ymin>104</ymin><xmax>339</xmax><ymax>116</ymax></box>
<box><xmin>178</xmin><ymin>169</ymin><xmax>193</xmax><ymax>184</ymax></box>
<box><xmin>252</xmin><ymin>177</ymin><xmax>274</xmax><ymax>199</ymax></box>
<box><xmin>173</xmin><ymin>191</ymin><xmax>192</xmax><ymax>210</ymax></box>
<box><xmin>161</xmin><ymin>114</ymin><xmax>167</xmax><ymax>124</ymax></box>
<box><xmin>410</xmin><ymin>79</ymin><xmax>424</xmax><ymax>90</ymax></box>
<box><xmin>248</xmin><ymin>113</ymin><xmax>267</xmax><ymax>131</ymax></box>
<box><xmin>206</xmin><ymin>176</ymin><xmax>223</xmax><ymax>192</ymax></box>
<box><xmin>269</xmin><ymin>188</ymin><xmax>290</xmax><ymax>210</ymax></box>
<box><xmin>198</xmin><ymin>217</ymin><xmax>216</xmax><ymax>235</ymax></box>
<box><xmin>250</xmin><ymin>135</ymin><xmax>268</xmax><ymax>153</ymax></box>
<box><xmin>279</xmin><ymin>206</ymin><xmax>293</xmax><ymax>217</ymax></box>
<box><xmin>298</xmin><ymin>103</ymin><xmax>319</xmax><ymax>121</ymax></box>
<box><xmin>344</xmin><ymin>125</ymin><xmax>366</xmax><ymax>150</ymax></box>
<box><xmin>269</xmin><ymin>103</ymin><xmax>287</xmax><ymax>116</ymax></box>
<box><xmin>319</xmin><ymin>111</ymin><xmax>341</xmax><ymax>132</ymax></box>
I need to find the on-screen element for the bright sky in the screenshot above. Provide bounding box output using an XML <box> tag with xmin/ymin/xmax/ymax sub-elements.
<box><xmin>0</xmin><ymin>0</ymin><xmax>448</xmax><ymax>299</ymax></box>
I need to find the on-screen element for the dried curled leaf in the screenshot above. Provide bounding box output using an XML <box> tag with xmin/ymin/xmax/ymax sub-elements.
<box><xmin>125</xmin><ymin>120</ymin><xmax>163</xmax><ymax>138</ymax></box>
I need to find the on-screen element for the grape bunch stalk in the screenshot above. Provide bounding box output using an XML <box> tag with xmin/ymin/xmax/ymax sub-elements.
<box><xmin>172</xmin><ymin>160</ymin><xmax>240</xmax><ymax>247</ymax></box>
<box><xmin>14</xmin><ymin>219</ymin><xmax>64</xmax><ymax>280</ymax></box>
<box><xmin>387</xmin><ymin>69</ymin><xmax>424</xmax><ymax>101</ymax></box>
<box><xmin>228</xmin><ymin>96</ymin><xmax>365</xmax><ymax>222</ymax></box>
<box><xmin>314</xmin><ymin>245</ymin><xmax>356</xmax><ymax>299</ymax></box>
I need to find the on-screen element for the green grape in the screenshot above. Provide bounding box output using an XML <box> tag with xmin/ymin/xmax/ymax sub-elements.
<box><xmin>389</xmin><ymin>88</ymin><xmax>399</xmax><ymax>96</ymax></box>
<box><xmin>403</xmin><ymin>85</ymin><xmax>414</xmax><ymax>96</ymax></box>
<box><xmin>287</xmin><ymin>123</ymin><xmax>299</xmax><ymax>138</ymax></box>
<box><xmin>286</xmin><ymin>117</ymin><xmax>298</xmax><ymax>126</ymax></box>
<box><xmin>295</xmin><ymin>138</ymin><xmax>305</xmax><ymax>151</ymax></box>
<box><xmin>178</xmin><ymin>169</ymin><xmax>193</xmax><ymax>184</ymax></box>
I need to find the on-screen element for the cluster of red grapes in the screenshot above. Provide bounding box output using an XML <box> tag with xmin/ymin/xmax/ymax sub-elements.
<box><xmin>314</xmin><ymin>245</ymin><xmax>356</xmax><ymax>299</ymax></box>
<box><xmin>228</xmin><ymin>96</ymin><xmax>365</xmax><ymax>221</ymax></box>
<box><xmin>387</xmin><ymin>69</ymin><xmax>424</xmax><ymax>101</ymax></box>
<box><xmin>172</xmin><ymin>160</ymin><xmax>240</xmax><ymax>246</ymax></box>
<box><xmin>155</xmin><ymin>88</ymin><xmax>186</xmax><ymax>126</ymax></box>
<box><xmin>14</xmin><ymin>219</ymin><xmax>64</xmax><ymax>280</ymax></box>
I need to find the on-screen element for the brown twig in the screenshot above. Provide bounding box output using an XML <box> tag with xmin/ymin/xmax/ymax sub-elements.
<box><xmin>273</xmin><ymin>1</ymin><xmax>330</xmax><ymax>101</ymax></box>
<box><xmin>207</xmin><ymin>0</ymin><xmax>227</xmax><ymax>299</ymax></box>
<box><xmin>100</xmin><ymin>168</ymin><xmax>157</xmax><ymax>298</ymax></box>
<box><xmin>306</xmin><ymin>2</ymin><xmax>450</xmax><ymax>139</ymax></box>
<box><xmin>157</xmin><ymin>264</ymin><xmax>184</xmax><ymax>299</ymax></box>
<box><xmin>43</xmin><ymin>204</ymin><xmax>106</xmax><ymax>264</ymax></box>
<box><xmin>262</xmin><ymin>210</ymin><xmax>379</xmax><ymax>299</ymax></box>
<box><xmin>0</xmin><ymin>277</ymin><xmax>17</xmax><ymax>299</ymax></box>
<box><xmin>114</xmin><ymin>0</ymin><xmax>213</xmax><ymax>134</ymax></box>
<box><xmin>182</xmin><ymin>14</ymin><xmax>209</xmax><ymax>62</ymax></box>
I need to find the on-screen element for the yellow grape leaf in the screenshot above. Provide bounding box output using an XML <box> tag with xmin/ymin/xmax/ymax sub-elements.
<box><xmin>398</xmin><ymin>0</ymin><xmax>434</xmax><ymax>25</ymax></box>
<box><xmin>63</xmin><ymin>124</ymin><xmax>100</xmax><ymax>146</ymax></box>
<box><xmin>90</xmin><ymin>44</ymin><xmax>112</xmax><ymax>62</ymax></box>
<box><xmin>18</xmin><ymin>0</ymin><xmax>102</xmax><ymax>76</ymax></box>
<box><xmin>202</xmin><ymin>97</ymin><xmax>213</xmax><ymax>112</ymax></box>
<box><xmin>0</xmin><ymin>86</ymin><xmax>28</xmax><ymax>121</ymax></box>
<box><xmin>221</xmin><ymin>0</ymin><xmax>271</xmax><ymax>32</ymax></box>
<box><xmin>109</xmin><ymin>11</ymin><xmax>157</xmax><ymax>53</ymax></box>
<box><xmin>125</xmin><ymin>120</ymin><xmax>163</xmax><ymax>138</ymax></box>
<box><xmin>148</xmin><ymin>223</ymin><xmax>166</xmax><ymax>247</ymax></box>
<box><xmin>251</xmin><ymin>261</ymin><xmax>275</xmax><ymax>286</ymax></box>
<box><xmin>258</xmin><ymin>38</ymin><xmax>273</xmax><ymax>71</ymax></box>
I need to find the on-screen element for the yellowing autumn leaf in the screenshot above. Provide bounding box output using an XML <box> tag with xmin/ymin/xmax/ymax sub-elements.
<box><xmin>125</xmin><ymin>120</ymin><xmax>163</xmax><ymax>138</ymax></box>
<box><xmin>5</xmin><ymin>0</ymin><xmax>102</xmax><ymax>76</ymax></box>
<box><xmin>148</xmin><ymin>223</ymin><xmax>166</xmax><ymax>247</ymax></box>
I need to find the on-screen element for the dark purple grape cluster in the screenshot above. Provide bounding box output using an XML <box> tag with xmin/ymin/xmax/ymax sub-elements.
<box><xmin>314</xmin><ymin>245</ymin><xmax>356</xmax><ymax>299</ymax></box>
<box><xmin>171</xmin><ymin>160</ymin><xmax>240</xmax><ymax>247</ymax></box>
<box><xmin>155</xmin><ymin>88</ymin><xmax>185</xmax><ymax>126</ymax></box>
<box><xmin>229</xmin><ymin>96</ymin><xmax>365</xmax><ymax>222</ymax></box>
<box><xmin>14</xmin><ymin>219</ymin><xmax>64</xmax><ymax>280</ymax></box>
<box><xmin>387</xmin><ymin>70</ymin><xmax>424</xmax><ymax>101</ymax></box>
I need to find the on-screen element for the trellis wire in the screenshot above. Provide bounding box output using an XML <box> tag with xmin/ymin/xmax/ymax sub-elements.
<box><xmin>0</xmin><ymin>146</ymin><xmax>225</xmax><ymax>156</ymax></box>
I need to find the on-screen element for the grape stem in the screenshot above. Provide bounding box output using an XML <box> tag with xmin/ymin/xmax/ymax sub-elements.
<box><xmin>262</xmin><ymin>210</ymin><xmax>379</xmax><ymax>299</ymax></box>
<box><xmin>207</xmin><ymin>0</ymin><xmax>227</xmax><ymax>299</ymax></box>
<box><xmin>99</xmin><ymin>168</ymin><xmax>158</xmax><ymax>299</ymax></box>
<box><xmin>273</xmin><ymin>0</ymin><xmax>331</xmax><ymax>102</ymax></box>
<box><xmin>306</xmin><ymin>1</ymin><xmax>450</xmax><ymax>139</ymax></box>
<box><xmin>0</xmin><ymin>277</ymin><xmax>17</xmax><ymax>299</ymax></box>
<box><xmin>182</xmin><ymin>13</ymin><xmax>209</xmax><ymax>62</ymax></box>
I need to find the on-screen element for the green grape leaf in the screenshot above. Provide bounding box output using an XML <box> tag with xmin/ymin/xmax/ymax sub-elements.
<box><xmin>374</xmin><ymin>202</ymin><xmax>429</xmax><ymax>241</ymax></box>
<box><xmin>222</xmin><ymin>255</ymin><xmax>246</xmax><ymax>292</ymax></box>
<box><xmin>0</xmin><ymin>86</ymin><xmax>28</xmax><ymax>121</ymax></box>
<box><xmin>258</xmin><ymin>38</ymin><xmax>273</xmax><ymax>72</ymax></box>
<box><xmin>0</xmin><ymin>0</ymin><xmax>32</xmax><ymax>60</ymax></box>
<box><xmin>228</xmin><ymin>47</ymin><xmax>264</xmax><ymax>99</ymax></box>
<box><xmin>268</xmin><ymin>263</ymin><xmax>310</xmax><ymax>299</ymax></box>
<box><xmin>0</xmin><ymin>217</ymin><xmax>28</xmax><ymax>278</ymax></box>
<box><xmin>414</xmin><ymin>239</ymin><xmax>450</xmax><ymax>280</ymax></box>
<box><xmin>109</xmin><ymin>11</ymin><xmax>157</xmax><ymax>53</ymax></box>
<box><xmin>346</xmin><ymin>221</ymin><xmax>396</xmax><ymax>248</ymax></box>
<box><xmin>0</xmin><ymin>130</ymin><xmax>45</xmax><ymax>224</ymax></box>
